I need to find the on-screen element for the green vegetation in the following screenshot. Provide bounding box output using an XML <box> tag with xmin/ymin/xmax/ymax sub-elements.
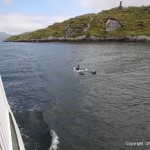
<box><xmin>6</xmin><ymin>6</ymin><xmax>150</xmax><ymax>41</ymax></box>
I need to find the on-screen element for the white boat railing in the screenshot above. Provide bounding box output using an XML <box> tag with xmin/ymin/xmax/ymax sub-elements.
<box><xmin>0</xmin><ymin>76</ymin><xmax>25</xmax><ymax>150</ymax></box>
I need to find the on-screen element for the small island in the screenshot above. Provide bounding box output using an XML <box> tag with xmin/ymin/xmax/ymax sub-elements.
<box><xmin>6</xmin><ymin>5</ymin><xmax>150</xmax><ymax>42</ymax></box>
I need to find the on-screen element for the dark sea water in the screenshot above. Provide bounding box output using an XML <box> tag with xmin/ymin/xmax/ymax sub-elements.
<box><xmin>0</xmin><ymin>41</ymin><xmax>150</xmax><ymax>150</ymax></box>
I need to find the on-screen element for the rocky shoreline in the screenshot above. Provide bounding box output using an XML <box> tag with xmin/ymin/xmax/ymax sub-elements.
<box><xmin>5</xmin><ymin>35</ymin><xmax>150</xmax><ymax>43</ymax></box>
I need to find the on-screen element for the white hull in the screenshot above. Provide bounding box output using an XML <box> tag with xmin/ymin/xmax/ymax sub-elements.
<box><xmin>0</xmin><ymin>76</ymin><xmax>25</xmax><ymax>150</ymax></box>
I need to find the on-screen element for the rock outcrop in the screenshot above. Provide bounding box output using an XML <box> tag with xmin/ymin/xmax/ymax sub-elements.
<box><xmin>64</xmin><ymin>26</ymin><xmax>76</xmax><ymax>38</ymax></box>
<box><xmin>105</xmin><ymin>19</ymin><xmax>123</xmax><ymax>32</ymax></box>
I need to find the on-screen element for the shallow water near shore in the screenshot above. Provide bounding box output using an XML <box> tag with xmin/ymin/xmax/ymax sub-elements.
<box><xmin>0</xmin><ymin>42</ymin><xmax>150</xmax><ymax>150</ymax></box>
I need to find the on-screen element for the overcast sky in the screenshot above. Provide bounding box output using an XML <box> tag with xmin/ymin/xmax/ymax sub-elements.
<box><xmin>0</xmin><ymin>0</ymin><xmax>149</xmax><ymax>35</ymax></box>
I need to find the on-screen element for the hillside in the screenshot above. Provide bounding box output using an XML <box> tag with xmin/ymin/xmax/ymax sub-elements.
<box><xmin>0</xmin><ymin>32</ymin><xmax>11</xmax><ymax>41</ymax></box>
<box><xmin>6</xmin><ymin>6</ymin><xmax>150</xmax><ymax>42</ymax></box>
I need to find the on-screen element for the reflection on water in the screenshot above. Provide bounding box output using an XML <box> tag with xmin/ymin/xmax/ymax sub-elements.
<box><xmin>0</xmin><ymin>42</ymin><xmax>150</xmax><ymax>150</ymax></box>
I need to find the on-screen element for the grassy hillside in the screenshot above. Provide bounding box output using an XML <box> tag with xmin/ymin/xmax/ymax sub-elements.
<box><xmin>6</xmin><ymin>6</ymin><xmax>150</xmax><ymax>42</ymax></box>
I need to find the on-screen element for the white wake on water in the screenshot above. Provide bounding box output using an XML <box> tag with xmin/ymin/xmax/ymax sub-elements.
<box><xmin>49</xmin><ymin>129</ymin><xmax>59</xmax><ymax>150</ymax></box>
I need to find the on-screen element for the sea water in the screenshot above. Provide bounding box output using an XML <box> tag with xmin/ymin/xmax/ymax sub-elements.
<box><xmin>0</xmin><ymin>42</ymin><xmax>150</xmax><ymax>150</ymax></box>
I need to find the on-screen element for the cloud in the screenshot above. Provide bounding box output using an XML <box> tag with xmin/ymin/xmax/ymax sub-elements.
<box><xmin>80</xmin><ymin>0</ymin><xmax>109</xmax><ymax>11</ymax></box>
<box><xmin>0</xmin><ymin>13</ymin><xmax>70</xmax><ymax>35</ymax></box>
<box><xmin>3</xmin><ymin>0</ymin><xmax>12</xmax><ymax>4</ymax></box>
<box><xmin>79</xmin><ymin>0</ymin><xmax>150</xmax><ymax>12</ymax></box>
